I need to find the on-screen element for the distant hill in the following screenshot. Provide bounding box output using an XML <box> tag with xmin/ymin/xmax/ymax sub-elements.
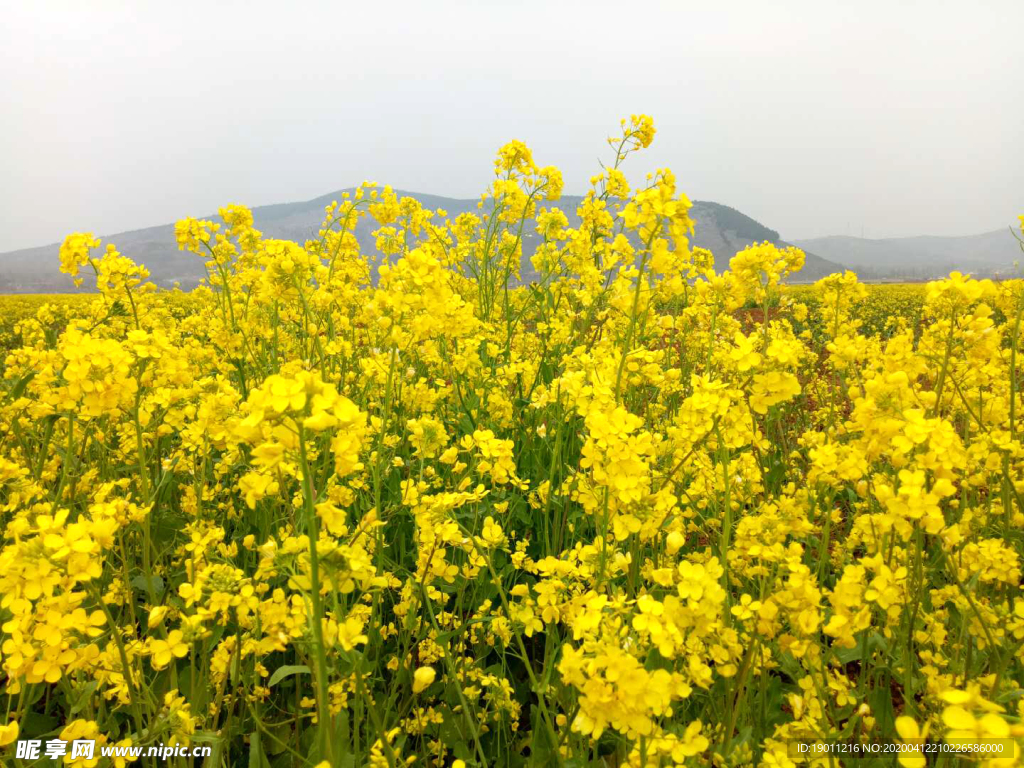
<box><xmin>0</xmin><ymin>190</ymin><xmax>844</xmax><ymax>292</ymax></box>
<box><xmin>793</xmin><ymin>229</ymin><xmax>1024</xmax><ymax>280</ymax></box>
<box><xmin>688</xmin><ymin>201</ymin><xmax>841</xmax><ymax>280</ymax></box>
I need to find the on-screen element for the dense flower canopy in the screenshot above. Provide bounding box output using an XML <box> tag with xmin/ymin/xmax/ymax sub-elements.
<box><xmin>1</xmin><ymin>116</ymin><xmax>1023</xmax><ymax>766</ymax></box>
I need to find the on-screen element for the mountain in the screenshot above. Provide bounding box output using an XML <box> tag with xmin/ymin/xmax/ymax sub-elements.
<box><xmin>792</xmin><ymin>229</ymin><xmax>1024</xmax><ymax>280</ymax></box>
<box><xmin>0</xmin><ymin>190</ymin><xmax>844</xmax><ymax>292</ymax></box>
<box><xmin>688</xmin><ymin>201</ymin><xmax>841</xmax><ymax>280</ymax></box>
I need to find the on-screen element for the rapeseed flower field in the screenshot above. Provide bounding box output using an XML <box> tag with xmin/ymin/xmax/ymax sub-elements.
<box><xmin>1</xmin><ymin>117</ymin><xmax>1023</xmax><ymax>767</ymax></box>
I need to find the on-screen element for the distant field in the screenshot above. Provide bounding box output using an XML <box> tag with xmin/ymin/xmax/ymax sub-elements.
<box><xmin>786</xmin><ymin>282</ymin><xmax>927</xmax><ymax>338</ymax></box>
<box><xmin>0</xmin><ymin>291</ymin><xmax>201</xmax><ymax>357</ymax></box>
<box><xmin>1</xmin><ymin>282</ymin><xmax>930</xmax><ymax>357</ymax></box>
<box><xmin>0</xmin><ymin>294</ymin><xmax>93</xmax><ymax>355</ymax></box>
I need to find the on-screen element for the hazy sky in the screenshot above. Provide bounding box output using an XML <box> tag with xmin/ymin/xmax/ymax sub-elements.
<box><xmin>2</xmin><ymin>0</ymin><xmax>1021</xmax><ymax>252</ymax></box>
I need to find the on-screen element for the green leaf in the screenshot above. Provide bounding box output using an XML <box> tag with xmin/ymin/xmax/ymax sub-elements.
<box><xmin>190</xmin><ymin>731</ymin><xmax>225</xmax><ymax>744</ymax></box>
<box><xmin>264</xmin><ymin>723</ymin><xmax>291</xmax><ymax>756</ymax></box>
<box><xmin>69</xmin><ymin>680</ymin><xmax>100</xmax><ymax>715</ymax></box>
<box><xmin>21</xmin><ymin>711</ymin><xmax>57</xmax><ymax>737</ymax></box>
<box><xmin>130</xmin><ymin>574</ymin><xmax>165</xmax><ymax>598</ymax></box>
<box><xmin>268</xmin><ymin>664</ymin><xmax>311</xmax><ymax>688</ymax></box>
<box><xmin>867</xmin><ymin>676</ymin><xmax>897</xmax><ymax>734</ymax></box>
<box><xmin>249</xmin><ymin>732</ymin><xmax>272</xmax><ymax>768</ymax></box>
<box><xmin>7</xmin><ymin>371</ymin><xmax>35</xmax><ymax>401</ymax></box>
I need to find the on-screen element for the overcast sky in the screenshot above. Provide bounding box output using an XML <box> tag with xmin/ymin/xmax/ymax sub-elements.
<box><xmin>2</xmin><ymin>0</ymin><xmax>1021</xmax><ymax>253</ymax></box>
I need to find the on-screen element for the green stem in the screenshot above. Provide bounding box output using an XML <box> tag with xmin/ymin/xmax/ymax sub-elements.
<box><xmin>298</xmin><ymin>426</ymin><xmax>334</xmax><ymax>763</ymax></box>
